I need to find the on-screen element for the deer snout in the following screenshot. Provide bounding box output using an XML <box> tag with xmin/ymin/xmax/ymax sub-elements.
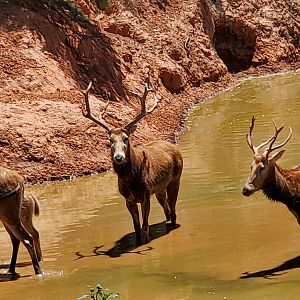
<box><xmin>242</xmin><ymin>184</ymin><xmax>255</xmax><ymax>197</ymax></box>
<box><xmin>113</xmin><ymin>152</ymin><xmax>126</xmax><ymax>164</ymax></box>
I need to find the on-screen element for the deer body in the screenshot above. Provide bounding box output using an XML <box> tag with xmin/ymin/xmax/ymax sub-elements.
<box><xmin>242</xmin><ymin>116</ymin><xmax>300</xmax><ymax>226</ymax></box>
<box><xmin>82</xmin><ymin>82</ymin><xmax>183</xmax><ymax>245</ymax></box>
<box><xmin>114</xmin><ymin>140</ymin><xmax>182</xmax><ymax>195</ymax></box>
<box><xmin>0</xmin><ymin>167</ymin><xmax>42</xmax><ymax>275</ymax></box>
<box><xmin>114</xmin><ymin>138</ymin><xmax>183</xmax><ymax>243</ymax></box>
<box><xmin>262</xmin><ymin>164</ymin><xmax>300</xmax><ymax>224</ymax></box>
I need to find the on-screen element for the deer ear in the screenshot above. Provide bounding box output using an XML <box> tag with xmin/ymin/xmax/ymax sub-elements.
<box><xmin>270</xmin><ymin>150</ymin><xmax>285</xmax><ymax>163</ymax></box>
<box><xmin>127</xmin><ymin>125</ymin><xmax>137</xmax><ymax>135</ymax></box>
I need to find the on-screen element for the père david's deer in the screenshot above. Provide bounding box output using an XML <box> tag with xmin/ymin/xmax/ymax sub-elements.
<box><xmin>81</xmin><ymin>82</ymin><xmax>183</xmax><ymax>245</ymax></box>
<box><xmin>0</xmin><ymin>167</ymin><xmax>42</xmax><ymax>275</ymax></box>
<box><xmin>242</xmin><ymin>116</ymin><xmax>300</xmax><ymax>226</ymax></box>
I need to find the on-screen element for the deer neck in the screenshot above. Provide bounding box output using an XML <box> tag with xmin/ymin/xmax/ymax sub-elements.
<box><xmin>263</xmin><ymin>164</ymin><xmax>294</xmax><ymax>206</ymax></box>
<box><xmin>112</xmin><ymin>143</ymin><xmax>140</xmax><ymax>179</ymax></box>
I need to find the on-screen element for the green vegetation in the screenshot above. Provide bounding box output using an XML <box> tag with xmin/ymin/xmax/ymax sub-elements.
<box><xmin>38</xmin><ymin>0</ymin><xmax>89</xmax><ymax>22</ymax></box>
<box><xmin>95</xmin><ymin>0</ymin><xmax>110</xmax><ymax>10</ymax></box>
<box><xmin>56</xmin><ymin>0</ymin><xmax>89</xmax><ymax>21</ymax></box>
<box><xmin>95</xmin><ymin>0</ymin><xmax>140</xmax><ymax>10</ymax></box>
<box><xmin>77</xmin><ymin>283</ymin><xmax>120</xmax><ymax>300</ymax></box>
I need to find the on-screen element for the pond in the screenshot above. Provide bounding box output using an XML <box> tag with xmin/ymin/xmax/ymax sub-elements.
<box><xmin>1</xmin><ymin>71</ymin><xmax>300</xmax><ymax>299</ymax></box>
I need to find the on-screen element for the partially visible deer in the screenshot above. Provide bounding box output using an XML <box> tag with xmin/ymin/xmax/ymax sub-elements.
<box><xmin>242</xmin><ymin>116</ymin><xmax>300</xmax><ymax>225</ymax></box>
<box><xmin>81</xmin><ymin>82</ymin><xmax>183</xmax><ymax>245</ymax></box>
<box><xmin>0</xmin><ymin>167</ymin><xmax>42</xmax><ymax>275</ymax></box>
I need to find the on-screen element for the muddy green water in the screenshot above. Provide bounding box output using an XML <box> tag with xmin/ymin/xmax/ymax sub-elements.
<box><xmin>1</xmin><ymin>71</ymin><xmax>300</xmax><ymax>299</ymax></box>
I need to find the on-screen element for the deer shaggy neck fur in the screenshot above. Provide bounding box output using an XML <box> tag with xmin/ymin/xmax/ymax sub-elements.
<box><xmin>263</xmin><ymin>164</ymin><xmax>300</xmax><ymax>225</ymax></box>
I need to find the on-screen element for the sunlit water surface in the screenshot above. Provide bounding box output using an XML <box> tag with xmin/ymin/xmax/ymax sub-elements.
<box><xmin>1</xmin><ymin>71</ymin><xmax>300</xmax><ymax>299</ymax></box>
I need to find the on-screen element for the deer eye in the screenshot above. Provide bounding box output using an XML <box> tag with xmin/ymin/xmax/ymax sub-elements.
<box><xmin>123</xmin><ymin>137</ymin><xmax>129</xmax><ymax>146</ymax></box>
<box><xmin>259</xmin><ymin>166</ymin><xmax>265</xmax><ymax>172</ymax></box>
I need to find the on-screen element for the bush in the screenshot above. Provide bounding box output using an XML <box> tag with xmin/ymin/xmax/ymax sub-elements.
<box><xmin>77</xmin><ymin>283</ymin><xmax>120</xmax><ymax>300</ymax></box>
<box><xmin>95</xmin><ymin>0</ymin><xmax>110</xmax><ymax>10</ymax></box>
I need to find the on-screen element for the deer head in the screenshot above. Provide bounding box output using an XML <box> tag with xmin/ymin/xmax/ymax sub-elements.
<box><xmin>81</xmin><ymin>81</ymin><xmax>159</xmax><ymax>165</ymax></box>
<box><xmin>242</xmin><ymin>116</ymin><xmax>292</xmax><ymax>196</ymax></box>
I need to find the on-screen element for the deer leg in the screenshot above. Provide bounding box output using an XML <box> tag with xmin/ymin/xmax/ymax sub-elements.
<box><xmin>7</xmin><ymin>222</ymin><xmax>42</xmax><ymax>275</ymax></box>
<box><xmin>21</xmin><ymin>195</ymin><xmax>42</xmax><ymax>262</ymax></box>
<box><xmin>26</xmin><ymin>226</ymin><xmax>42</xmax><ymax>262</ymax></box>
<box><xmin>4</xmin><ymin>225</ymin><xmax>20</xmax><ymax>275</ymax></box>
<box><xmin>32</xmin><ymin>228</ymin><xmax>42</xmax><ymax>262</ymax></box>
<box><xmin>155</xmin><ymin>191</ymin><xmax>171</xmax><ymax>221</ymax></box>
<box><xmin>141</xmin><ymin>197</ymin><xmax>150</xmax><ymax>243</ymax></box>
<box><xmin>126</xmin><ymin>201</ymin><xmax>142</xmax><ymax>245</ymax></box>
<box><xmin>167</xmin><ymin>179</ymin><xmax>180</xmax><ymax>229</ymax></box>
<box><xmin>23</xmin><ymin>219</ymin><xmax>42</xmax><ymax>262</ymax></box>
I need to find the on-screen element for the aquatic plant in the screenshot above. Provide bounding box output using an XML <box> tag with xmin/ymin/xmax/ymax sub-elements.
<box><xmin>77</xmin><ymin>283</ymin><xmax>119</xmax><ymax>300</ymax></box>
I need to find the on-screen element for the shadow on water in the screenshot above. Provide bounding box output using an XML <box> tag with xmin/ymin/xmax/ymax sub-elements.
<box><xmin>0</xmin><ymin>262</ymin><xmax>33</xmax><ymax>282</ymax></box>
<box><xmin>240</xmin><ymin>255</ymin><xmax>300</xmax><ymax>279</ymax></box>
<box><xmin>75</xmin><ymin>221</ymin><xmax>179</xmax><ymax>259</ymax></box>
<box><xmin>0</xmin><ymin>273</ymin><xmax>20</xmax><ymax>282</ymax></box>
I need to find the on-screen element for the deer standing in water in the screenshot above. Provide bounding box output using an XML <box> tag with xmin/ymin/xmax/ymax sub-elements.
<box><xmin>242</xmin><ymin>116</ymin><xmax>300</xmax><ymax>225</ymax></box>
<box><xmin>0</xmin><ymin>167</ymin><xmax>42</xmax><ymax>275</ymax></box>
<box><xmin>81</xmin><ymin>82</ymin><xmax>183</xmax><ymax>245</ymax></box>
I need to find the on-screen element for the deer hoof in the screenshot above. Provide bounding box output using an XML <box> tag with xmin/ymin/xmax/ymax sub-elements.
<box><xmin>142</xmin><ymin>227</ymin><xmax>150</xmax><ymax>243</ymax></box>
<box><xmin>35</xmin><ymin>269</ymin><xmax>43</xmax><ymax>276</ymax></box>
<box><xmin>7</xmin><ymin>270</ymin><xmax>20</xmax><ymax>279</ymax></box>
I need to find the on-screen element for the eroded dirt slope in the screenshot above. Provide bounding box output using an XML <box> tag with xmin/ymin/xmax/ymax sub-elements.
<box><xmin>0</xmin><ymin>0</ymin><xmax>299</xmax><ymax>182</ymax></box>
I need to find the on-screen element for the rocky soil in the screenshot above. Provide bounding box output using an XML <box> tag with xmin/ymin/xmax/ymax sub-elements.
<box><xmin>0</xmin><ymin>0</ymin><xmax>299</xmax><ymax>182</ymax></box>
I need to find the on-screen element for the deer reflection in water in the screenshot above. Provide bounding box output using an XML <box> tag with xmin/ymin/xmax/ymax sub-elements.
<box><xmin>241</xmin><ymin>255</ymin><xmax>300</xmax><ymax>279</ymax></box>
<box><xmin>74</xmin><ymin>221</ymin><xmax>176</xmax><ymax>259</ymax></box>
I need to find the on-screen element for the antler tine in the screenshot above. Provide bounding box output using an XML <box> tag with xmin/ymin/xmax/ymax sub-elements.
<box><xmin>81</xmin><ymin>81</ymin><xmax>112</xmax><ymax>133</ymax></box>
<box><xmin>271</xmin><ymin>126</ymin><xmax>293</xmax><ymax>150</ymax></box>
<box><xmin>266</xmin><ymin>120</ymin><xmax>284</xmax><ymax>152</ymax></box>
<box><xmin>124</xmin><ymin>82</ymin><xmax>159</xmax><ymax>131</ymax></box>
<box><xmin>246</xmin><ymin>116</ymin><xmax>275</xmax><ymax>155</ymax></box>
<box><xmin>246</xmin><ymin>116</ymin><xmax>256</xmax><ymax>154</ymax></box>
<box><xmin>255</xmin><ymin>136</ymin><xmax>275</xmax><ymax>154</ymax></box>
<box><xmin>265</xmin><ymin>120</ymin><xmax>292</xmax><ymax>158</ymax></box>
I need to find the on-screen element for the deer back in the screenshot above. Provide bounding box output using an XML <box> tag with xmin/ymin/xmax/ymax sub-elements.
<box><xmin>128</xmin><ymin>140</ymin><xmax>183</xmax><ymax>194</ymax></box>
<box><xmin>0</xmin><ymin>167</ymin><xmax>23</xmax><ymax>195</ymax></box>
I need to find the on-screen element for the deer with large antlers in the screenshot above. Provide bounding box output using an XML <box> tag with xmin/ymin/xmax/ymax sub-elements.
<box><xmin>242</xmin><ymin>116</ymin><xmax>300</xmax><ymax>225</ymax></box>
<box><xmin>81</xmin><ymin>81</ymin><xmax>183</xmax><ymax>245</ymax></box>
<box><xmin>0</xmin><ymin>167</ymin><xmax>42</xmax><ymax>276</ymax></box>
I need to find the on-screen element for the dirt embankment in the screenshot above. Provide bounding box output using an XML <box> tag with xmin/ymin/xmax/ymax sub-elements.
<box><xmin>0</xmin><ymin>0</ymin><xmax>299</xmax><ymax>183</ymax></box>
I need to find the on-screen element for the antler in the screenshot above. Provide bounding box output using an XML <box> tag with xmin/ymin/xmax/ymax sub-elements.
<box><xmin>246</xmin><ymin>116</ymin><xmax>274</xmax><ymax>155</ymax></box>
<box><xmin>81</xmin><ymin>82</ymin><xmax>112</xmax><ymax>133</ymax></box>
<box><xmin>124</xmin><ymin>82</ymin><xmax>159</xmax><ymax>131</ymax></box>
<box><xmin>264</xmin><ymin>120</ymin><xmax>292</xmax><ymax>159</ymax></box>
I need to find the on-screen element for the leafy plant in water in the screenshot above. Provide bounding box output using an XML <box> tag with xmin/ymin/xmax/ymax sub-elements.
<box><xmin>77</xmin><ymin>283</ymin><xmax>119</xmax><ymax>300</ymax></box>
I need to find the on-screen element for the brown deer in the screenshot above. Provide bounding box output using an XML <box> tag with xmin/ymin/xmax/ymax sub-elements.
<box><xmin>81</xmin><ymin>82</ymin><xmax>183</xmax><ymax>245</ymax></box>
<box><xmin>242</xmin><ymin>116</ymin><xmax>300</xmax><ymax>225</ymax></box>
<box><xmin>0</xmin><ymin>167</ymin><xmax>42</xmax><ymax>275</ymax></box>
